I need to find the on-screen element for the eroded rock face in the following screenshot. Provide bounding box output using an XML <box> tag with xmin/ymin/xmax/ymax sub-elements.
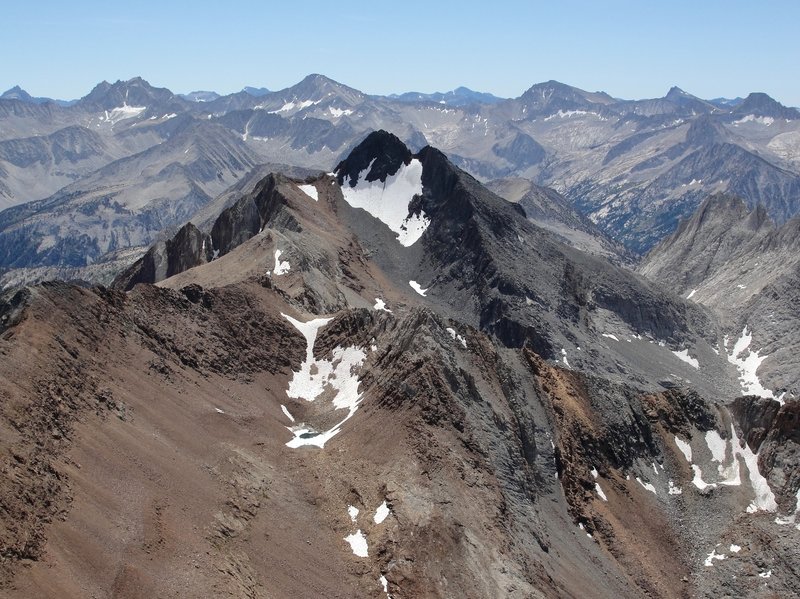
<box><xmin>732</xmin><ymin>396</ymin><xmax>800</xmax><ymax>512</ymax></box>
<box><xmin>113</xmin><ymin>222</ymin><xmax>211</xmax><ymax>291</ymax></box>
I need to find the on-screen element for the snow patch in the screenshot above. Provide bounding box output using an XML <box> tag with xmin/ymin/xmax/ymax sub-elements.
<box><xmin>446</xmin><ymin>327</ymin><xmax>467</xmax><ymax>348</ymax></box>
<box><xmin>380</xmin><ymin>575</ymin><xmax>391</xmax><ymax>598</ymax></box>
<box><xmin>675</xmin><ymin>436</ymin><xmax>693</xmax><ymax>463</ymax></box>
<box><xmin>339</xmin><ymin>159</ymin><xmax>429</xmax><ymax>246</ymax></box>
<box><xmin>374</xmin><ymin>501</ymin><xmax>390</xmax><ymax>524</ymax></box>
<box><xmin>268</xmin><ymin>99</ymin><xmax>318</xmax><ymax>113</ymax></box>
<box><xmin>602</xmin><ymin>333</ymin><xmax>619</xmax><ymax>341</ymax></box>
<box><xmin>298</xmin><ymin>184</ymin><xmax>318</xmax><ymax>201</ymax></box>
<box><xmin>214</xmin><ymin>408</ymin><xmax>225</xmax><ymax>414</ymax></box>
<box><xmin>373</xmin><ymin>298</ymin><xmax>391</xmax><ymax>312</ymax></box>
<box><xmin>595</xmin><ymin>483</ymin><xmax>608</xmax><ymax>501</ymax></box>
<box><xmin>101</xmin><ymin>104</ymin><xmax>146</xmax><ymax>124</ymax></box>
<box><xmin>726</xmin><ymin>327</ymin><xmax>780</xmax><ymax>402</ymax></box>
<box><xmin>272</xmin><ymin>249</ymin><xmax>291</xmax><ymax>276</ymax></box>
<box><xmin>561</xmin><ymin>348</ymin><xmax>571</xmax><ymax>368</ymax></box>
<box><xmin>281</xmin><ymin>404</ymin><xmax>295</xmax><ymax>422</ymax></box>
<box><xmin>348</xmin><ymin>505</ymin><xmax>359</xmax><ymax>522</ymax></box>
<box><xmin>344</xmin><ymin>530</ymin><xmax>368</xmax><ymax>557</ymax></box>
<box><xmin>668</xmin><ymin>480</ymin><xmax>683</xmax><ymax>495</ymax></box>
<box><xmin>672</xmin><ymin>349</ymin><xmax>699</xmax><ymax>369</ymax></box>
<box><xmin>733</xmin><ymin>114</ymin><xmax>774</xmax><ymax>126</ymax></box>
<box><xmin>329</xmin><ymin>106</ymin><xmax>354</xmax><ymax>117</ymax></box>
<box><xmin>730</xmin><ymin>544</ymin><xmax>741</xmax><ymax>553</ymax></box>
<box><xmin>704</xmin><ymin>548</ymin><xmax>726</xmax><ymax>567</ymax></box>
<box><xmin>636</xmin><ymin>477</ymin><xmax>657</xmax><ymax>495</ymax></box>
<box><xmin>409</xmin><ymin>281</ymin><xmax>428</xmax><ymax>296</ymax></box>
<box><xmin>686</xmin><ymin>289</ymin><xmax>697</xmax><ymax>299</ymax></box>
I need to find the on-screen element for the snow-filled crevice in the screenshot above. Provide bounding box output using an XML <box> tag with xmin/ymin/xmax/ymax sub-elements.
<box><xmin>281</xmin><ymin>314</ymin><xmax>366</xmax><ymax>448</ymax></box>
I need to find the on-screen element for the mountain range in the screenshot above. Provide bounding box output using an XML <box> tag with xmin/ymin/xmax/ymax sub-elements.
<box><xmin>1</xmin><ymin>75</ymin><xmax>799</xmax><ymax>289</ymax></box>
<box><xmin>1</xmin><ymin>130</ymin><xmax>797</xmax><ymax>598</ymax></box>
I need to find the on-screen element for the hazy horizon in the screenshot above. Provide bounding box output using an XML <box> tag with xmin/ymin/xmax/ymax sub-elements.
<box><xmin>4</xmin><ymin>0</ymin><xmax>799</xmax><ymax>106</ymax></box>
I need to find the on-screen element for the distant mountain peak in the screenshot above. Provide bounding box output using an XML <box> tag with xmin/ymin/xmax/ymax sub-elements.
<box><xmin>242</xmin><ymin>86</ymin><xmax>270</xmax><ymax>97</ymax></box>
<box><xmin>80</xmin><ymin>76</ymin><xmax>177</xmax><ymax>110</ymax></box>
<box><xmin>334</xmin><ymin>130</ymin><xmax>413</xmax><ymax>186</ymax></box>
<box><xmin>1</xmin><ymin>86</ymin><xmax>33</xmax><ymax>102</ymax></box>
<box><xmin>733</xmin><ymin>92</ymin><xmax>799</xmax><ymax>119</ymax></box>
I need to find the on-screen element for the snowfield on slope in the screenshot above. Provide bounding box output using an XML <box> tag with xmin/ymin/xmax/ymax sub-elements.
<box><xmin>339</xmin><ymin>158</ymin><xmax>430</xmax><ymax>246</ymax></box>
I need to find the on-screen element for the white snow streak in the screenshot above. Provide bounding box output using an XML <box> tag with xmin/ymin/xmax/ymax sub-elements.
<box><xmin>298</xmin><ymin>184</ymin><xmax>319</xmax><ymax>201</ymax></box>
<box><xmin>602</xmin><ymin>333</ymin><xmax>619</xmax><ymax>341</ymax></box>
<box><xmin>636</xmin><ymin>477</ymin><xmax>657</xmax><ymax>495</ymax></box>
<box><xmin>280</xmin><ymin>404</ymin><xmax>295</xmax><ymax>422</ymax></box>
<box><xmin>348</xmin><ymin>505</ymin><xmax>359</xmax><ymax>522</ymax></box>
<box><xmin>672</xmin><ymin>349</ymin><xmax>699</xmax><ymax>369</ymax></box>
<box><xmin>409</xmin><ymin>281</ymin><xmax>428</xmax><ymax>296</ymax></box>
<box><xmin>595</xmin><ymin>483</ymin><xmax>608</xmax><ymax>501</ymax></box>
<box><xmin>674</xmin><ymin>436</ymin><xmax>693</xmax><ymax>463</ymax></box>
<box><xmin>704</xmin><ymin>548</ymin><xmax>726</xmax><ymax>567</ymax></box>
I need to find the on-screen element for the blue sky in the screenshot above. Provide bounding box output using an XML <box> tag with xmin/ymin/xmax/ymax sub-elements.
<box><xmin>4</xmin><ymin>0</ymin><xmax>799</xmax><ymax>105</ymax></box>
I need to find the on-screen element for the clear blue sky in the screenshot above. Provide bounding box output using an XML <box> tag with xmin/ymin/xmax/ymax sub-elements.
<box><xmin>4</xmin><ymin>0</ymin><xmax>799</xmax><ymax>105</ymax></box>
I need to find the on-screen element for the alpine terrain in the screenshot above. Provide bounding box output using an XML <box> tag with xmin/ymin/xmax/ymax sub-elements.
<box><xmin>2</xmin><ymin>76</ymin><xmax>800</xmax><ymax>288</ymax></box>
<box><xmin>0</xmin><ymin>130</ymin><xmax>797</xmax><ymax>598</ymax></box>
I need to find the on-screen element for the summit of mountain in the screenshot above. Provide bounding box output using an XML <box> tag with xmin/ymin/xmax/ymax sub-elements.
<box><xmin>731</xmin><ymin>92</ymin><xmax>800</xmax><ymax>120</ymax></box>
<box><xmin>78</xmin><ymin>76</ymin><xmax>185</xmax><ymax>112</ymax></box>
<box><xmin>386</xmin><ymin>86</ymin><xmax>505</xmax><ymax>106</ymax></box>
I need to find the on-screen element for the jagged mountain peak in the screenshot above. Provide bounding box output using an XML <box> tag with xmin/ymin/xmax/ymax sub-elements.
<box><xmin>663</xmin><ymin>86</ymin><xmax>717</xmax><ymax>113</ymax></box>
<box><xmin>521</xmin><ymin>80</ymin><xmax>614</xmax><ymax>105</ymax></box>
<box><xmin>1</xmin><ymin>86</ymin><xmax>32</xmax><ymax>101</ymax></box>
<box><xmin>386</xmin><ymin>86</ymin><xmax>504</xmax><ymax>106</ymax></box>
<box><xmin>334</xmin><ymin>130</ymin><xmax>413</xmax><ymax>185</ymax></box>
<box><xmin>179</xmin><ymin>90</ymin><xmax>221</xmax><ymax>103</ymax></box>
<box><xmin>665</xmin><ymin>85</ymin><xmax>689</xmax><ymax>98</ymax></box>
<box><xmin>242</xmin><ymin>86</ymin><xmax>270</xmax><ymax>97</ymax></box>
<box><xmin>80</xmin><ymin>76</ymin><xmax>177</xmax><ymax>110</ymax></box>
<box><xmin>289</xmin><ymin>73</ymin><xmax>364</xmax><ymax>102</ymax></box>
<box><xmin>733</xmin><ymin>92</ymin><xmax>800</xmax><ymax>120</ymax></box>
